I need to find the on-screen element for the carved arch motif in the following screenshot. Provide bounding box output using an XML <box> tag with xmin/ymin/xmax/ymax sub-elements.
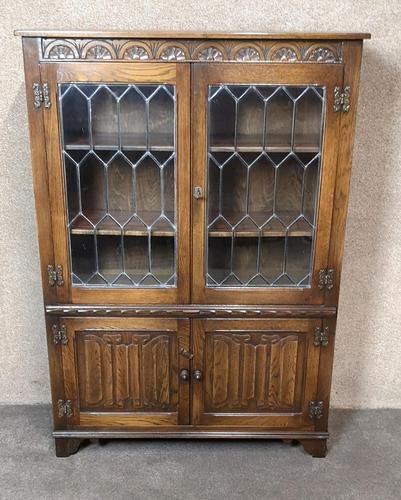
<box><xmin>305</xmin><ymin>44</ymin><xmax>338</xmax><ymax>63</ymax></box>
<box><xmin>81</xmin><ymin>40</ymin><xmax>116</xmax><ymax>60</ymax></box>
<box><xmin>232</xmin><ymin>44</ymin><xmax>262</xmax><ymax>62</ymax></box>
<box><xmin>119</xmin><ymin>41</ymin><xmax>152</xmax><ymax>60</ymax></box>
<box><xmin>269</xmin><ymin>43</ymin><xmax>300</xmax><ymax>62</ymax></box>
<box><xmin>43</xmin><ymin>40</ymin><xmax>79</xmax><ymax>59</ymax></box>
<box><xmin>156</xmin><ymin>42</ymin><xmax>190</xmax><ymax>61</ymax></box>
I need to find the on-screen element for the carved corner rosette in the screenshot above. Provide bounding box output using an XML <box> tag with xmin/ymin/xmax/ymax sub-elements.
<box><xmin>41</xmin><ymin>38</ymin><xmax>343</xmax><ymax>63</ymax></box>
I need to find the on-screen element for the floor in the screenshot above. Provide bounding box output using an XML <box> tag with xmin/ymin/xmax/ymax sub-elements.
<box><xmin>0</xmin><ymin>406</ymin><xmax>400</xmax><ymax>500</ymax></box>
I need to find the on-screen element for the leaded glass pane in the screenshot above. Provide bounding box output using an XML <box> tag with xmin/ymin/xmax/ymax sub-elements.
<box><xmin>206</xmin><ymin>84</ymin><xmax>325</xmax><ymax>288</ymax></box>
<box><xmin>59</xmin><ymin>83</ymin><xmax>177</xmax><ymax>287</ymax></box>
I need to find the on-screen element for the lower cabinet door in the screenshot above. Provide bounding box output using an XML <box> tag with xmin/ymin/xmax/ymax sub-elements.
<box><xmin>60</xmin><ymin>318</ymin><xmax>190</xmax><ymax>427</ymax></box>
<box><xmin>192</xmin><ymin>319</ymin><xmax>321</xmax><ymax>429</ymax></box>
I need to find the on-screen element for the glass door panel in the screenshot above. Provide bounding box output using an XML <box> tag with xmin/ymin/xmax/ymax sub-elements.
<box><xmin>192</xmin><ymin>64</ymin><xmax>343</xmax><ymax>304</ymax></box>
<box><xmin>41</xmin><ymin>62</ymin><xmax>190</xmax><ymax>304</ymax></box>
<box><xmin>60</xmin><ymin>83</ymin><xmax>176</xmax><ymax>287</ymax></box>
<box><xmin>207</xmin><ymin>84</ymin><xmax>324</xmax><ymax>288</ymax></box>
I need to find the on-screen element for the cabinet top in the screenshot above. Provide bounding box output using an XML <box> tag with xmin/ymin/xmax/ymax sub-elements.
<box><xmin>14</xmin><ymin>30</ymin><xmax>371</xmax><ymax>40</ymax></box>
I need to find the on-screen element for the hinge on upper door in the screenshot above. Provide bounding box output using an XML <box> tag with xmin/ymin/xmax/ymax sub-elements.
<box><xmin>58</xmin><ymin>399</ymin><xmax>73</xmax><ymax>418</ymax></box>
<box><xmin>48</xmin><ymin>265</ymin><xmax>64</xmax><ymax>287</ymax></box>
<box><xmin>318</xmin><ymin>269</ymin><xmax>334</xmax><ymax>290</ymax></box>
<box><xmin>33</xmin><ymin>82</ymin><xmax>51</xmax><ymax>109</ymax></box>
<box><xmin>52</xmin><ymin>324</ymin><xmax>68</xmax><ymax>345</ymax></box>
<box><xmin>308</xmin><ymin>401</ymin><xmax>324</xmax><ymax>420</ymax></box>
<box><xmin>314</xmin><ymin>326</ymin><xmax>329</xmax><ymax>347</ymax></box>
<box><xmin>334</xmin><ymin>86</ymin><xmax>351</xmax><ymax>112</ymax></box>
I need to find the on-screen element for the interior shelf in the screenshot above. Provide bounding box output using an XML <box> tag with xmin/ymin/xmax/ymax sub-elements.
<box><xmin>64</xmin><ymin>133</ymin><xmax>175</xmax><ymax>152</ymax></box>
<box><xmin>209</xmin><ymin>144</ymin><xmax>320</xmax><ymax>154</ymax></box>
<box><xmin>70</xmin><ymin>211</ymin><xmax>175</xmax><ymax>236</ymax></box>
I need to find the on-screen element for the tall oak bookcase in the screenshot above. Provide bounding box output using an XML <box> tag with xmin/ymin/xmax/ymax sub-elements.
<box><xmin>16</xmin><ymin>30</ymin><xmax>369</xmax><ymax>457</ymax></box>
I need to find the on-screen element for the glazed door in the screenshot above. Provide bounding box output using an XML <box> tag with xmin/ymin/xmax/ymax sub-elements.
<box><xmin>192</xmin><ymin>319</ymin><xmax>321</xmax><ymax>428</ymax></box>
<box><xmin>41</xmin><ymin>62</ymin><xmax>190</xmax><ymax>304</ymax></box>
<box><xmin>59</xmin><ymin>318</ymin><xmax>190</xmax><ymax>427</ymax></box>
<box><xmin>192</xmin><ymin>63</ymin><xmax>343</xmax><ymax>304</ymax></box>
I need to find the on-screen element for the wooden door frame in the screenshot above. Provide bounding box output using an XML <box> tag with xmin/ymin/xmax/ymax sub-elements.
<box><xmin>191</xmin><ymin>63</ymin><xmax>344</xmax><ymax>305</ymax></box>
<box><xmin>59</xmin><ymin>317</ymin><xmax>190</xmax><ymax>427</ymax></box>
<box><xmin>40</xmin><ymin>61</ymin><xmax>191</xmax><ymax>304</ymax></box>
<box><xmin>191</xmin><ymin>318</ymin><xmax>321</xmax><ymax>429</ymax></box>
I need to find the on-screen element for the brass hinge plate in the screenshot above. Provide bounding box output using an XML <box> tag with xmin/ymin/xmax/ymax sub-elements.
<box><xmin>33</xmin><ymin>82</ymin><xmax>51</xmax><ymax>109</ymax></box>
<box><xmin>318</xmin><ymin>269</ymin><xmax>334</xmax><ymax>290</ymax></box>
<box><xmin>52</xmin><ymin>324</ymin><xmax>68</xmax><ymax>345</ymax></box>
<box><xmin>48</xmin><ymin>265</ymin><xmax>64</xmax><ymax>287</ymax></box>
<box><xmin>314</xmin><ymin>326</ymin><xmax>329</xmax><ymax>347</ymax></box>
<box><xmin>334</xmin><ymin>86</ymin><xmax>350</xmax><ymax>112</ymax></box>
<box><xmin>308</xmin><ymin>400</ymin><xmax>324</xmax><ymax>420</ymax></box>
<box><xmin>57</xmin><ymin>399</ymin><xmax>73</xmax><ymax>418</ymax></box>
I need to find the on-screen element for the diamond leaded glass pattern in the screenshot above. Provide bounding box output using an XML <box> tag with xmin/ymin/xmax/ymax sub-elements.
<box><xmin>206</xmin><ymin>85</ymin><xmax>325</xmax><ymax>288</ymax></box>
<box><xmin>59</xmin><ymin>83</ymin><xmax>176</xmax><ymax>287</ymax></box>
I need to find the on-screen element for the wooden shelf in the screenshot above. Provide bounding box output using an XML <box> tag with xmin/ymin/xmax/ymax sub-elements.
<box><xmin>65</xmin><ymin>144</ymin><xmax>175</xmax><ymax>152</ymax></box>
<box><xmin>70</xmin><ymin>211</ymin><xmax>175</xmax><ymax>237</ymax></box>
<box><xmin>209</xmin><ymin>229</ymin><xmax>311</xmax><ymax>238</ymax></box>
<box><xmin>209</xmin><ymin>144</ymin><xmax>320</xmax><ymax>154</ymax></box>
<box><xmin>208</xmin><ymin>214</ymin><xmax>312</xmax><ymax>238</ymax></box>
<box><xmin>65</xmin><ymin>133</ymin><xmax>174</xmax><ymax>152</ymax></box>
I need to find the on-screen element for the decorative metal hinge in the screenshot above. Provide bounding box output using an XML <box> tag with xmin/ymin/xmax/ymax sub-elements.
<box><xmin>48</xmin><ymin>265</ymin><xmax>64</xmax><ymax>287</ymax></box>
<box><xmin>318</xmin><ymin>269</ymin><xmax>334</xmax><ymax>290</ymax></box>
<box><xmin>314</xmin><ymin>326</ymin><xmax>329</xmax><ymax>347</ymax></box>
<box><xmin>33</xmin><ymin>82</ymin><xmax>51</xmax><ymax>109</ymax></box>
<box><xmin>52</xmin><ymin>324</ymin><xmax>68</xmax><ymax>345</ymax></box>
<box><xmin>334</xmin><ymin>86</ymin><xmax>351</xmax><ymax>112</ymax></box>
<box><xmin>58</xmin><ymin>399</ymin><xmax>73</xmax><ymax>418</ymax></box>
<box><xmin>308</xmin><ymin>401</ymin><xmax>324</xmax><ymax>420</ymax></box>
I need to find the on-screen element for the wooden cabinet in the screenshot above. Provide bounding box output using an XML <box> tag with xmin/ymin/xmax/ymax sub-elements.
<box><xmin>17</xmin><ymin>30</ymin><xmax>369</xmax><ymax>457</ymax></box>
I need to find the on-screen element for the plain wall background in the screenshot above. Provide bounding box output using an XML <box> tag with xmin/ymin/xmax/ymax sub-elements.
<box><xmin>1</xmin><ymin>0</ymin><xmax>400</xmax><ymax>408</ymax></box>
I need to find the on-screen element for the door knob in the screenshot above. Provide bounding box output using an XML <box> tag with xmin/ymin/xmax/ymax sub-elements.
<box><xmin>179</xmin><ymin>369</ymin><xmax>190</xmax><ymax>381</ymax></box>
<box><xmin>193</xmin><ymin>369</ymin><xmax>203</xmax><ymax>381</ymax></box>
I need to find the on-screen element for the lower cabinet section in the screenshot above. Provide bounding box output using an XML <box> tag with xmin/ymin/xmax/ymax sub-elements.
<box><xmin>51</xmin><ymin>316</ymin><xmax>328</xmax><ymax>456</ymax></box>
<box><xmin>192</xmin><ymin>319</ymin><xmax>321</xmax><ymax>428</ymax></box>
<box><xmin>59</xmin><ymin>317</ymin><xmax>190</xmax><ymax>426</ymax></box>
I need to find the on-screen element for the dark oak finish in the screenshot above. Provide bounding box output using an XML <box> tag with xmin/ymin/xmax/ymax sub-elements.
<box><xmin>60</xmin><ymin>317</ymin><xmax>190</xmax><ymax>427</ymax></box>
<box><xmin>55</xmin><ymin>437</ymin><xmax>86</xmax><ymax>457</ymax></box>
<box><xmin>17</xmin><ymin>31</ymin><xmax>368</xmax><ymax>457</ymax></box>
<box><xmin>192</xmin><ymin>319</ymin><xmax>320</xmax><ymax>428</ymax></box>
<box><xmin>45</xmin><ymin>304</ymin><xmax>337</xmax><ymax>318</ymax></box>
<box><xmin>299</xmin><ymin>438</ymin><xmax>328</xmax><ymax>458</ymax></box>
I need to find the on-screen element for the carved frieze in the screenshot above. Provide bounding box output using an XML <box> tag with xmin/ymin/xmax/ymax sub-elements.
<box><xmin>42</xmin><ymin>38</ymin><xmax>343</xmax><ymax>63</ymax></box>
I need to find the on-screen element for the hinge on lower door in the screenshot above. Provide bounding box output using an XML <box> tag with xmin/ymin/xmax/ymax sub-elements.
<box><xmin>33</xmin><ymin>82</ymin><xmax>51</xmax><ymax>109</ymax></box>
<box><xmin>58</xmin><ymin>399</ymin><xmax>73</xmax><ymax>418</ymax></box>
<box><xmin>52</xmin><ymin>324</ymin><xmax>68</xmax><ymax>345</ymax></box>
<box><xmin>314</xmin><ymin>326</ymin><xmax>329</xmax><ymax>347</ymax></box>
<box><xmin>308</xmin><ymin>401</ymin><xmax>324</xmax><ymax>420</ymax></box>
<box><xmin>48</xmin><ymin>265</ymin><xmax>64</xmax><ymax>287</ymax></box>
<box><xmin>318</xmin><ymin>269</ymin><xmax>334</xmax><ymax>290</ymax></box>
<box><xmin>334</xmin><ymin>86</ymin><xmax>351</xmax><ymax>112</ymax></box>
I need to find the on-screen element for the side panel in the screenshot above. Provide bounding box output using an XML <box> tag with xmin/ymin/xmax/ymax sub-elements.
<box><xmin>326</xmin><ymin>41</ymin><xmax>364</xmax><ymax>306</ymax></box>
<box><xmin>21</xmin><ymin>38</ymin><xmax>56</xmax><ymax>303</ymax></box>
